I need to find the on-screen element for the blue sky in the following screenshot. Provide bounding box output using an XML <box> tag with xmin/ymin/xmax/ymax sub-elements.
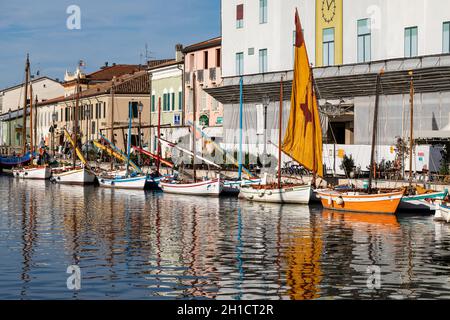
<box><xmin>0</xmin><ymin>0</ymin><xmax>221</xmax><ymax>88</ymax></box>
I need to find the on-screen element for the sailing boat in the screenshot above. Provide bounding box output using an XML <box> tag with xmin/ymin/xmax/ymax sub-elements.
<box><xmin>0</xmin><ymin>55</ymin><xmax>33</xmax><ymax>171</ymax></box>
<box><xmin>97</xmin><ymin>103</ymin><xmax>147</xmax><ymax>189</ymax></box>
<box><xmin>159</xmin><ymin>73</ymin><xmax>223</xmax><ymax>196</ymax></box>
<box><xmin>317</xmin><ymin>71</ymin><xmax>404</xmax><ymax>214</ymax></box>
<box><xmin>52</xmin><ymin>63</ymin><xmax>95</xmax><ymax>185</ymax></box>
<box><xmin>240</xmin><ymin>9</ymin><xmax>321</xmax><ymax>204</ymax></box>
<box><xmin>398</xmin><ymin>71</ymin><xmax>447</xmax><ymax>211</ymax></box>
<box><xmin>13</xmin><ymin>58</ymin><xmax>51</xmax><ymax>179</ymax></box>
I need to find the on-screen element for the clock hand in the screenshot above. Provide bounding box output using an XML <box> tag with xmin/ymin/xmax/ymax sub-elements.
<box><xmin>327</xmin><ymin>0</ymin><xmax>335</xmax><ymax>10</ymax></box>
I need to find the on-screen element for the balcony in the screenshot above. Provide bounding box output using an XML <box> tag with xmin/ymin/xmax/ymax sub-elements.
<box><xmin>185</xmin><ymin>72</ymin><xmax>191</xmax><ymax>87</ymax></box>
<box><xmin>197</xmin><ymin>70</ymin><xmax>204</xmax><ymax>84</ymax></box>
<box><xmin>209</xmin><ymin>68</ymin><xmax>217</xmax><ymax>82</ymax></box>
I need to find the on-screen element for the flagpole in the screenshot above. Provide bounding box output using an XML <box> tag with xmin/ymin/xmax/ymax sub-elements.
<box><xmin>238</xmin><ymin>76</ymin><xmax>243</xmax><ymax>180</ymax></box>
<box><xmin>278</xmin><ymin>77</ymin><xmax>283</xmax><ymax>189</ymax></box>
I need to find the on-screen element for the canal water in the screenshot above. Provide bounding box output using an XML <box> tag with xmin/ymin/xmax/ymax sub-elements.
<box><xmin>1</xmin><ymin>175</ymin><xmax>450</xmax><ymax>300</ymax></box>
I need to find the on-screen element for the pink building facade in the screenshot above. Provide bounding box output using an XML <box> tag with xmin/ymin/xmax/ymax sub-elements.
<box><xmin>183</xmin><ymin>37</ymin><xmax>223</xmax><ymax>132</ymax></box>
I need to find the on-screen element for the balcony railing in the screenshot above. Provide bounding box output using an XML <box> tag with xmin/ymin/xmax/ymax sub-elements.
<box><xmin>185</xmin><ymin>72</ymin><xmax>191</xmax><ymax>85</ymax></box>
<box><xmin>197</xmin><ymin>70</ymin><xmax>204</xmax><ymax>83</ymax></box>
<box><xmin>209</xmin><ymin>68</ymin><xmax>217</xmax><ymax>82</ymax></box>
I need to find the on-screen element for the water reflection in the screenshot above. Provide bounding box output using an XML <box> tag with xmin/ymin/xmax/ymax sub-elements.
<box><xmin>0</xmin><ymin>176</ymin><xmax>450</xmax><ymax>299</ymax></box>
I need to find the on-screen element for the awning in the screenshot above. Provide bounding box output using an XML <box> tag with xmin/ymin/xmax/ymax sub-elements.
<box><xmin>205</xmin><ymin>53</ymin><xmax>450</xmax><ymax>104</ymax></box>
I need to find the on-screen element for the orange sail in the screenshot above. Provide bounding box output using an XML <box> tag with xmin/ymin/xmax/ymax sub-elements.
<box><xmin>282</xmin><ymin>9</ymin><xmax>323</xmax><ymax>177</ymax></box>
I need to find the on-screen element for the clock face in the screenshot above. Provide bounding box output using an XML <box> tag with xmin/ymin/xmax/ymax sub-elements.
<box><xmin>322</xmin><ymin>0</ymin><xmax>336</xmax><ymax>23</ymax></box>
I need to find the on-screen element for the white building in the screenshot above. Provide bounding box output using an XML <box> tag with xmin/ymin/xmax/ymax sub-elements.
<box><xmin>222</xmin><ymin>0</ymin><xmax>450</xmax><ymax>75</ymax></box>
<box><xmin>206</xmin><ymin>0</ymin><xmax>450</xmax><ymax>174</ymax></box>
<box><xmin>0</xmin><ymin>77</ymin><xmax>64</xmax><ymax>146</ymax></box>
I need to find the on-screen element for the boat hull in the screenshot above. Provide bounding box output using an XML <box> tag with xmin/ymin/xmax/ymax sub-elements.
<box><xmin>159</xmin><ymin>178</ymin><xmax>222</xmax><ymax>196</ymax></box>
<box><xmin>98</xmin><ymin>176</ymin><xmax>147</xmax><ymax>190</ymax></box>
<box><xmin>240</xmin><ymin>184</ymin><xmax>312</xmax><ymax>204</ymax></box>
<box><xmin>398</xmin><ymin>190</ymin><xmax>447</xmax><ymax>212</ymax></box>
<box><xmin>317</xmin><ymin>190</ymin><xmax>404</xmax><ymax>214</ymax></box>
<box><xmin>52</xmin><ymin>168</ymin><xmax>96</xmax><ymax>185</ymax></box>
<box><xmin>435</xmin><ymin>204</ymin><xmax>450</xmax><ymax>223</ymax></box>
<box><xmin>222</xmin><ymin>176</ymin><xmax>267</xmax><ymax>195</ymax></box>
<box><xmin>13</xmin><ymin>166</ymin><xmax>51</xmax><ymax>180</ymax></box>
<box><xmin>0</xmin><ymin>153</ymin><xmax>32</xmax><ymax>169</ymax></box>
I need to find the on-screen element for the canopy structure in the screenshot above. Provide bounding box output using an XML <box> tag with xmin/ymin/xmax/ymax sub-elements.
<box><xmin>205</xmin><ymin>53</ymin><xmax>450</xmax><ymax>104</ymax></box>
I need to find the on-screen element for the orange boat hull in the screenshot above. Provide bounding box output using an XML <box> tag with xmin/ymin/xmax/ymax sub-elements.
<box><xmin>317</xmin><ymin>190</ymin><xmax>404</xmax><ymax>214</ymax></box>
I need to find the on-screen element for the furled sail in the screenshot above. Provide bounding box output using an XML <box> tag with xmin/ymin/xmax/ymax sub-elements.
<box><xmin>282</xmin><ymin>9</ymin><xmax>323</xmax><ymax>177</ymax></box>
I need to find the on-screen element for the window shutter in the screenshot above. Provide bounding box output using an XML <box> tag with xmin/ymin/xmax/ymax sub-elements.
<box><xmin>236</xmin><ymin>4</ymin><xmax>243</xmax><ymax>20</ymax></box>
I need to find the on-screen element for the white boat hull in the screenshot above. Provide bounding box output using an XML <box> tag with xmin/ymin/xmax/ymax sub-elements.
<box><xmin>240</xmin><ymin>184</ymin><xmax>312</xmax><ymax>204</ymax></box>
<box><xmin>13</xmin><ymin>166</ymin><xmax>51</xmax><ymax>180</ymax></box>
<box><xmin>435</xmin><ymin>204</ymin><xmax>450</xmax><ymax>223</ymax></box>
<box><xmin>52</xmin><ymin>168</ymin><xmax>96</xmax><ymax>185</ymax></box>
<box><xmin>159</xmin><ymin>178</ymin><xmax>222</xmax><ymax>196</ymax></box>
<box><xmin>98</xmin><ymin>176</ymin><xmax>146</xmax><ymax>190</ymax></box>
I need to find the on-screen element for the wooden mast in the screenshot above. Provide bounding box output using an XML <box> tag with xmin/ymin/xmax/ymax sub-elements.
<box><xmin>73</xmin><ymin>68</ymin><xmax>80</xmax><ymax>169</ymax></box>
<box><xmin>408</xmin><ymin>71</ymin><xmax>414</xmax><ymax>188</ymax></box>
<box><xmin>278</xmin><ymin>77</ymin><xmax>283</xmax><ymax>189</ymax></box>
<box><xmin>22</xmin><ymin>54</ymin><xmax>30</xmax><ymax>155</ymax></box>
<box><xmin>368</xmin><ymin>71</ymin><xmax>383</xmax><ymax>193</ymax></box>
<box><xmin>192</xmin><ymin>72</ymin><xmax>197</xmax><ymax>182</ymax></box>
<box><xmin>29</xmin><ymin>80</ymin><xmax>33</xmax><ymax>160</ymax></box>
<box><xmin>311</xmin><ymin>72</ymin><xmax>317</xmax><ymax>187</ymax></box>
<box><xmin>157</xmin><ymin>97</ymin><xmax>162</xmax><ymax>174</ymax></box>
<box><xmin>110</xmin><ymin>77</ymin><xmax>115</xmax><ymax>170</ymax></box>
<box><xmin>34</xmin><ymin>95</ymin><xmax>38</xmax><ymax>155</ymax></box>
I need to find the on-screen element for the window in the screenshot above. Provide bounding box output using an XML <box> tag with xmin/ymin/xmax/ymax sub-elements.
<box><xmin>323</xmin><ymin>28</ymin><xmax>335</xmax><ymax>66</ymax></box>
<box><xmin>357</xmin><ymin>19</ymin><xmax>371</xmax><ymax>62</ymax></box>
<box><xmin>216</xmin><ymin>49</ymin><xmax>221</xmax><ymax>67</ymax></box>
<box><xmin>131</xmin><ymin>101</ymin><xmax>139</xmax><ymax>118</ymax></box>
<box><xmin>405</xmin><ymin>26</ymin><xmax>418</xmax><ymax>57</ymax></box>
<box><xmin>174</xmin><ymin>114</ymin><xmax>181</xmax><ymax>125</ymax></box>
<box><xmin>260</xmin><ymin>0</ymin><xmax>267</xmax><ymax>24</ymax></box>
<box><xmin>259</xmin><ymin>49</ymin><xmax>268</xmax><ymax>73</ymax></box>
<box><xmin>444</xmin><ymin>22</ymin><xmax>450</xmax><ymax>53</ymax></box>
<box><xmin>204</xmin><ymin>51</ymin><xmax>209</xmax><ymax>69</ymax></box>
<box><xmin>236</xmin><ymin>4</ymin><xmax>244</xmax><ymax>28</ymax></box>
<box><xmin>91</xmin><ymin>121</ymin><xmax>96</xmax><ymax>135</ymax></box>
<box><xmin>151</xmin><ymin>94</ymin><xmax>156</xmax><ymax>112</ymax></box>
<box><xmin>236</xmin><ymin>52</ymin><xmax>244</xmax><ymax>76</ymax></box>
<box><xmin>178</xmin><ymin>91</ymin><xmax>182</xmax><ymax>110</ymax></box>
<box><xmin>171</xmin><ymin>92</ymin><xmax>175</xmax><ymax>111</ymax></box>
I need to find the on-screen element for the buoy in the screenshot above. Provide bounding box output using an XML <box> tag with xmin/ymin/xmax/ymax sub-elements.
<box><xmin>248</xmin><ymin>195</ymin><xmax>254</xmax><ymax>200</ymax></box>
<box><xmin>259</xmin><ymin>191</ymin><xmax>265</xmax><ymax>197</ymax></box>
<box><xmin>336</xmin><ymin>197</ymin><xmax>344</xmax><ymax>205</ymax></box>
<box><xmin>267</xmin><ymin>191</ymin><xmax>273</xmax><ymax>196</ymax></box>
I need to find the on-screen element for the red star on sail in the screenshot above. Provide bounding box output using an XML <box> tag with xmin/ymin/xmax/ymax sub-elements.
<box><xmin>300</xmin><ymin>93</ymin><xmax>312</xmax><ymax>135</ymax></box>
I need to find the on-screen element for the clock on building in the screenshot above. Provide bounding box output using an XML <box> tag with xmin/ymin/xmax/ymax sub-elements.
<box><xmin>322</xmin><ymin>0</ymin><xmax>336</xmax><ymax>23</ymax></box>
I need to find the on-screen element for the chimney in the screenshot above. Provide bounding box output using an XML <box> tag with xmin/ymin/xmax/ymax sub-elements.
<box><xmin>175</xmin><ymin>44</ymin><xmax>183</xmax><ymax>62</ymax></box>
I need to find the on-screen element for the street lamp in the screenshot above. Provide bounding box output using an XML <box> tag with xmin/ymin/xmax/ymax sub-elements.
<box><xmin>51</xmin><ymin>112</ymin><xmax>57</xmax><ymax>157</ymax></box>
<box><xmin>138</xmin><ymin>101</ymin><xmax>144</xmax><ymax>166</ymax></box>
<box><xmin>261</xmin><ymin>95</ymin><xmax>270</xmax><ymax>167</ymax></box>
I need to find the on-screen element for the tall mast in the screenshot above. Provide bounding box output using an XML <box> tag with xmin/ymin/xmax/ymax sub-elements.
<box><xmin>73</xmin><ymin>68</ymin><xmax>80</xmax><ymax>168</ymax></box>
<box><xmin>126</xmin><ymin>102</ymin><xmax>132</xmax><ymax>176</ymax></box>
<box><xmin>110</xmin><ymin>78</ymin><xmax>115</xmax><ymax>171</ymax></box>
<box><xmin>238</xmin><ymin>76</ymin><xmax>243</xmax><ymax>180</ymax></box>
<box><xmin>278</xmin><ymin>77</ymin><xmax>283</xmax><ymax>189</ymax></box>
<box><xmin>192</xmin><ymin>72</ymin><xmax>197</xmax><ymax>182</ymax></box>
<box><xmin>22</xmin><ymin>54</ymin><xmax>30</xmax><ymax>155</ymax></box>
<box><xmin>311</xmin><ymin>73</ymin><xmax>317</xmax><ymax>187</ymax></box>
<box><xmin>157</xmin><ymin>97</ymin><xmax>162</xmax><ymax>174</ymax></box>
<box><xmin>29</xmin><ymin>80</ymin><xmax>34</xmax><ymax>159</ymax></box>
<box><xmin>408</xmin><ymin>71</ymin><xmax>414</xmax><ymax>188</ymax></box>
<box><xmin>34</xmin><ymin>95</ymin><xmax>38</xmax><ymax>155</ymax></box>
<box><xmin>368</xmin><ymin>71</ymin><xmax>383</xmax><ymax>193</ymax></box>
